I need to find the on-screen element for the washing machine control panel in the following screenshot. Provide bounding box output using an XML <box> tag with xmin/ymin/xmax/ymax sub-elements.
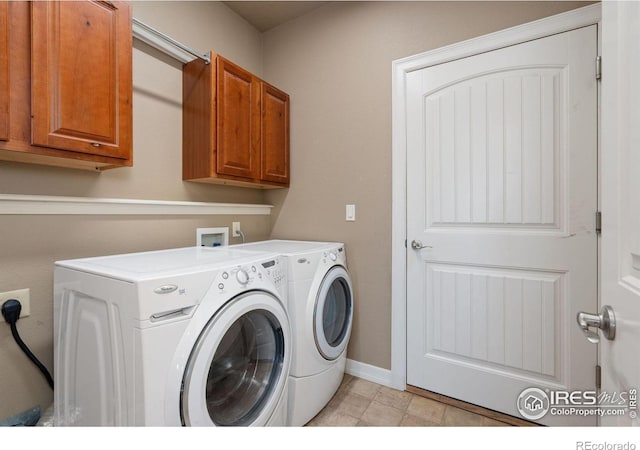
<box><xmin>262</xmin><ymin>257</ymin><xmax>286</xmax><ymax>295</ymax></box>
<box><xmin>236</xmin><ymin>268</ymin><xmax>250</xmax><ymax>285</ymax></box>
<box><xmin>215</xmin><ymin>256</ymin><xmax>286</xmax><ymax>297</ymax></box>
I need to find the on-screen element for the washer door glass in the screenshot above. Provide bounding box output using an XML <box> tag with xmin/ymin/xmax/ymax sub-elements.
<box><xmin>206</xmin><ymin>309</ymin><xmax>283</xmax><ymax>425</ymax></box>
<box><xmin>181</xmin><ymin>292</ymin><xmax>290</xmax><ymax>426</ymax></box>
<box><xmin>314</xmin><ymin>266</ymin><xmax>354</xmax><ymax>360</ymax></box>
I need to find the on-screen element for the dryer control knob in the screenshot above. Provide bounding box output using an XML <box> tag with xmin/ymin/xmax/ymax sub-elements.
<box><xmin>329</xmin><ymin>251</ymin><xmax>338</xmax><ymax>261</ymax></box>
<box><xmin>236</xmin><ymin>269</ymin><xmax>250</xmax><ymax>285</ymax></box>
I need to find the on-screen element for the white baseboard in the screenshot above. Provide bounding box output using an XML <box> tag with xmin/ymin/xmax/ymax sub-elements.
<box><xmin>345</xmin><ymin>359</ymin><xmax>395</xmax><ymax>389</ymax></box>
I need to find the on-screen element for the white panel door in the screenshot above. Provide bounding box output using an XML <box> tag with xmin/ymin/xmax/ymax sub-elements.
<box><xmin>600</xmin><ymin>1</ymin><xmax>640</xmax><ymax>426</ymax></box>
<box><xmin>406</xmin><ymin>26</ymin><xmax>598</xmax><ymax>426</ymax></box>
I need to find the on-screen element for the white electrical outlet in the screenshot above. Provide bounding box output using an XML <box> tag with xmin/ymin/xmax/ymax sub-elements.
<box><xmin>232</xmin><ymin>222</ymin><xmax>241</xmax><ymax>237</ymax></box>
<box><xmin>0</xmin><ymin>288</ymin><xmax>30</xmax><ymax>322</ymax></box>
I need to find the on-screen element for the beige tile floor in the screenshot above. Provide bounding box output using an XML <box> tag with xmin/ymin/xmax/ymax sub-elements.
<box><xmin>306</xmin><ymin>374</ymin><xmax>512</xmax><ymax>427</ymax></box>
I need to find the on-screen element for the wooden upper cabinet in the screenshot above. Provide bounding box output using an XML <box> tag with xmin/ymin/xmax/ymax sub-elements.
<box><xmin>216</xmin><ymin>57</ymin><xmax>260</xmax><ymax>181</ymax></box>
<box><xmin>182</xmin><ymin>56</ymin><xmax>214</xmax><ymax>181</ymax></box>
<box><xmin>0</xmin><ymin>3</ymin><xmax>8</xmax><ymax>141</ymax></box>
<box><xmin>183</xmin><ymin>53</ymin><xmax>290</xmax><ymax>188</ymax></box>
<box><xmin>261</xmin><ymin>82</ymin><xmax>289</xmax><ymax>185</ymax></box>
<box><xmin>30</xmin><ymin>0</ymin><xmax>132</xmax><ymax>160</ymax></box>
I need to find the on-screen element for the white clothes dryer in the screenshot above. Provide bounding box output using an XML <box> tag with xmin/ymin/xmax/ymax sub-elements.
<box><xmin>53</xmin><ymin>247</ymin><xmax>290</xmax><ymax>426</ymax></box>
<box><xmin>234</xmin><ymin>240</ymin><xmax>354</xmax><ymax>426</ymax></box>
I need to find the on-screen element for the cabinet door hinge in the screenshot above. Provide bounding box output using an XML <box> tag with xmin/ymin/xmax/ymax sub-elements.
<box><xmin>596</xmin><ymin>211</ymin><xmax>602</xmax><ymax>234</ymax></box>
<box><xmin>404</xmin><ymin>239</ymin><xmax>407</xmax><ymax>249</ymax></box>
<box><xmin>596</xmin><ymin>56</ymin><xmax>602</xmax><ymax>81</ymax></box>
<box><xmin>596</xmin><ymin>364</ymin><xmax>602</xmax><ymax>389</ymax></box>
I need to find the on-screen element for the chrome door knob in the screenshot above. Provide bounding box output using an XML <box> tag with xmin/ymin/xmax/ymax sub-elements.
<box><xmin>411</xmin><ymin>240</ymin><xmax>432</xmax><ymax>250</ymax></box>
<box><xmin>577</xmin><ymin>305</ymin><xmax>616</xmax><ymax>343</ymax></box>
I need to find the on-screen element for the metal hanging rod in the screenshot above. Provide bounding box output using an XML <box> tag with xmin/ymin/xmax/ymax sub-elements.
<box><xmin>132</xmin><ymin>17</ymin><xmax>211</xmax><ymax>65</ymax></box>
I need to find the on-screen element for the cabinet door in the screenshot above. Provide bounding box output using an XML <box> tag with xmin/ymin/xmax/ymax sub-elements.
<box><xmin>0</xmin><ymin>2</ymin><xmax>8</xmax><ymax>141</ymax></box>
<box><xmin>30</xmin><ymin>1</ymin><xmax>132</xmax><ymax>160</ymax></box>
<box><xmin>261</xmin><ymin>83</ymin><xmax>289</xmax><ymax>185</ymax></box>
<box><xmin>216</xmin><ymin>57</ymin><xmax>260</xmax><ymax>180</ymax></box>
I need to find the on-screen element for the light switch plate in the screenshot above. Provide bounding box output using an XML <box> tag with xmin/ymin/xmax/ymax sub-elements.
<box><xmin>346</xmin><ymin>204</ymin><xmax>356</xmax><ymax>221</ymax></box>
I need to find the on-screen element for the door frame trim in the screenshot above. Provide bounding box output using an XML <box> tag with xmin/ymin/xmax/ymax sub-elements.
<box><xmin>390</xmin><ymin>4</ymin><xmax>601</xmax><ymax>391</ymax></box>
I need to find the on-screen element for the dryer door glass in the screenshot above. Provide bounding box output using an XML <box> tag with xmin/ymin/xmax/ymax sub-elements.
<box><xmin>206</xmin><ymin>309</ymin><xmax>284</xmax><ymax>426</ymax></box>
<box><xmin>315</xmin><ymin>266</ymin><xmax>354</xmax><ymax>360</ymax></box>
<box><xmin>323</xmin><ymin>278</ymin><xmax>350</xmax><ymax>346</ymax></box>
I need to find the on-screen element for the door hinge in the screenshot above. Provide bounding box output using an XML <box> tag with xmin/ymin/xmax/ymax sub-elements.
<box><xmin>596</xmin><ymin>56</ymin><xmax>602</xmax><ymax>81</ymax></box>
<box><xmin>404</xmin><ymin>239</ymin><xmax>407</xmax><ymax>249</ymax></box>
<box><xmin>596</xmin><ymin>364</ymin><xmax>602</xmax><ymax>389</ymax></box>
<box><xmin>596</xmin><ymin>211</ymin><xmax>602</xmax><ymax>234</ymax></box>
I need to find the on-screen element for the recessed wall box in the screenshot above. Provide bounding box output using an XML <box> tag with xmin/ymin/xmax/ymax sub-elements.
<box><xmin>196</xmin><ymin>227</ymin><xmax>229</xmax><ymax>247</ymax></box>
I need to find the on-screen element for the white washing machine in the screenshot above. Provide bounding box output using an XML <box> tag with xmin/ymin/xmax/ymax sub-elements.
<box><xmin>53</xmin><ymin>246</ymin><xmax>290</xmax><ymax>426</ymax></box>
<box><xmin>234</xmin><ymin>240</ymin><xmax>354</xmax><ymax>426</ymax></box>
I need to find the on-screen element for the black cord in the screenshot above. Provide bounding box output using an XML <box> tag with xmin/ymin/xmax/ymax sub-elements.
<box><xmin>2</xmin><ymin>299</ymin><xmax>54</xmax><ymax>390</ymax></box>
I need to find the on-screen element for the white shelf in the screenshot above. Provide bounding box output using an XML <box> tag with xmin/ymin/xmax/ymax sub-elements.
<box><xmin>0</xmin><ymin>194</ymin><xmax>272</xmax><ymax>216</ymax></box>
